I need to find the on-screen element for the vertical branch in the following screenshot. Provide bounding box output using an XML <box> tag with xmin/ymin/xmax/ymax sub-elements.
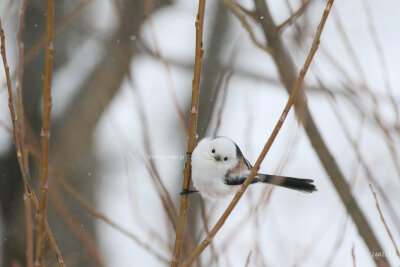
<box><xmin>182</xmin><ymin>1</ymin><xmax>334</xmax><ymax>266</ymax></box>
<box><xmin>171</xmin><ymin>0</ymin><xmax>207</xmax><ymax>266</ymax></box>
<box><xmin>369</xmin><ymin>184</ymin><xmax>400</xmax><ymax>259</ymax></box>
<box><xmin>35</xmin><ymin>0</ymin><xmax>54</xmax><ymax>265</ymax></box>
<box><xmin>15</xmin><ymin>0</ymin><xmax>33</xmax><ymax>266</ymax></box>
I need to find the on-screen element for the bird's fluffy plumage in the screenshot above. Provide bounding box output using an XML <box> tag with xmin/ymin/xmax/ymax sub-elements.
<box><xmin>191</xmin><ymin>137</ymin><xmax>317</xmax><ymax>200</ymax></box>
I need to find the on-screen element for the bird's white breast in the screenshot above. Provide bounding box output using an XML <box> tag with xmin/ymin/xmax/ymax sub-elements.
<box><xmin>191</xmin><ymin>158</ymin><xmax>238</xmax><ymax>200</ymax></box>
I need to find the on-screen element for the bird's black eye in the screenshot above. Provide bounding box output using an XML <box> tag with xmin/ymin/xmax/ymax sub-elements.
<box><xmin>212</xmin><ymin>149</ymin><xmax>215</xmax><ymax>153</ymax></box>
<box><xmin>224</xmin><ymin>157</ymin><xmax>228</xmax><ymax>161</ymax></box>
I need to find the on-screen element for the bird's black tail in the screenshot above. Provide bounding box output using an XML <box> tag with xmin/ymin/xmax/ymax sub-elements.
<box><xmin>257</xmin><ymin>174</ymin><xmax>317</xmax><ymax>193</ymax></box>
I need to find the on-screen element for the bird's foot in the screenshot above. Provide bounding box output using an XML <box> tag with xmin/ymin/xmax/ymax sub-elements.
<box><xmin>180</xmin><ymin>189</ymin><xmax>198</xmax><ymax>195</ymax></box>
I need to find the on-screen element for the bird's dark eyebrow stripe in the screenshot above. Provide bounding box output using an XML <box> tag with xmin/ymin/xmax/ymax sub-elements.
<box><xmin>235</xmin><ymin>144</ymin><xmax>243</xmax><ymax>158</ymax></box>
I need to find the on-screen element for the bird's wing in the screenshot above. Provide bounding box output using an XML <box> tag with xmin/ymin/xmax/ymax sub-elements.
<box><xmin>224</xmin><ymin>173</ymin><xmax>260</xmax><ymax>185</ymax></box>
<box><xmin>235</xmin><ymin>143</ymin><xmax>253</xmax><ymax>170</ymax></box>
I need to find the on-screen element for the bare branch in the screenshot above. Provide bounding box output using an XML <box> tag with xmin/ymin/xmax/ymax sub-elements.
<box><xmin>221</xmin><ymin>0</ymin><xmax>272</xmax><ymax>55</ymax></box>
<box><xmin>277</xmin><ymin>0</ymin><xmax>313</xmax><ymax>32</ymax></box>
<box><xmin>244</xmin><ymin>250</ymin><xmax>253</xmax><ymax>267</ymax></box>
<box><xmin>369</xmin><ymin>184</ymin><xmax>400</xmax><ymax>259</ymax></box>
<box><xmin>35</xmin><ymin>0</ymin><xmax>54</xmax><ymax>265</ymax></box>
<box><xmin>15</xmin><ymin>0</ymin><xmax>33</xmax><ymax>265</ymax></box>
<box><xmin>171</xmin><ymin>0</ymin><xmax>207</xmax><ymax>266</ymax></box>
<box><xmin>143</xmin><ymin>0</ymin><xmax>188</xmax><ymax>133</ymax></box>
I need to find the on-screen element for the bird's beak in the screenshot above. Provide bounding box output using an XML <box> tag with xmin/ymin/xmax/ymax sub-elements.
<box><xmin>214</xmin><ymin>155</ymin><xmax>222</xmax><ymax>161</ymax></box>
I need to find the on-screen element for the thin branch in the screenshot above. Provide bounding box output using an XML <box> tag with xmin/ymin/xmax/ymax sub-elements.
<box><xmin>315</xmin><ymin>74</ymin><xmax>400</xmax><ymax>234</ymax></box>
<box><xmin>199</xmin><ymin>200</ymin><xmax>220</xmax><ymax>266</ymax></box>
<box><xmin>220</xmin><ymin>0</ymin><xmax>272</xmax><ymax>55</ymax></box>
<box><xmin>331</xmin><ymin>9</ymin><xmax>400</xmax><ymax>177</ymax></box>
<box><xmin>54</xmin><ymin>172</ymin><xmax>169</xmax><ymax>264</ymax></box>
<box><xmin>170</xmin><ymin>0</ymin><xmax>207</xmax><ymax>266</ymax></box>
<box><xmin>182</xmin><ymin>1</ymin><xmax>334</xmax><ymax>265</ymax></box>
<box><xmin>135</xmin><ymin>40</ymin><xmax>400</xmax><ymax>106</ymax></box>
<box><xmin>0</xmin><ymin>119</ymin><xmax>12</xmax><ymax>133</ymax></box>
<box><xmin>15</xmin><ymin>0</ymin><xmax>33</xmax><ymax>265</ymax></box>
<box><xmin>35</xmin><ymin>0</ymin><xmax>54</xmax><ymax>265</ymax></box>
<box><xmin>0</xmin><ymin>0</ymin><xmax>16</xmax><ymax>24</ymax></box>
<box><xmin>369</xmin><ymin>184</ymin><xmax>400</xmax><ymax>259</ymax></box>
<box><xmin>143</xmin><ymin>0</ymin><xmax>188</xmax><ymax>133</ymax></box>
<box><xmin>129</xmin><ymin>77</ymin><xmax>179</xmax><ymax>229</ymax></box>
<box><xmin>49</xmin><ymin>184</ymin><xmax>106</xmax><ymax>266</ymax></box>
<box><xmin>362</xmin><ymin>0</ymin><xmax>400</xmax><ymax>129</ymax></box>
<box><xmin>276</xmin><ymin>0</ymin><xmax>313</xmax><ymax>32</ymax></box>
<box><xmin>24</xmin><ymin>0</ymin><xmax>96</xmax><ymax>67</ymax></box>
<box><xmin>2</xmin><ymin>16</ymin><xmax>64</xmax><ymax>267</ymax></box>
<box><xmin>213</xmin><ymin>70</ymin><xmax>233</xmax><ymax>137</ymax></box>
<box><xmin>244</xmin><ymin>250</ymin><xmax>253</xmax><ymax>267</ymax></box>
<box><xmin>352</xmin><ymin>243</ymin><xmax>357</xmax><ymax>267</ymax></box>
<box><xmin>235</xmin><ymin>3</ymin><xmax>258</xmax><ymax>21</ymax></box>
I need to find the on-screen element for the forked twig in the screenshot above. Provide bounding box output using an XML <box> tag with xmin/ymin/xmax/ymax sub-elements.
<box><xmin>35</xmin><ymin>0</ymin><xmax>55</xmax><ymax>265</ymax></box>
<box><xmin>276</xmin><ymin>0</ymin><xmax>313</xmax><ymax>32</ymax></box>
<box><xmin>369</xmin><ymin>184</ymin><xmax>400</xmax><ymax>259</ymax></box>
<box><xmin>171</xmin><ymin>0</ymin><xmax>207</xmax><ymax>266</ymax></box>
<box><xmin>182</xmin><ymin>1</ymin><xmax>334</xmax><ymax>265</ymax></box>
<box><xmin>221</xmin><ymin>0</ymin><xmax>272</xmax><ymax>55</ymax></box>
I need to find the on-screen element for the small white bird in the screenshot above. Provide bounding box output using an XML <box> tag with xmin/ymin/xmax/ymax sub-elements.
<box><xmin>189</xmin><ymin>136</ymin><xmax>316</xmax><ymax>200</ymax></box>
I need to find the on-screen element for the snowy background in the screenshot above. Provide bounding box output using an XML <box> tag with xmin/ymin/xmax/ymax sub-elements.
<box><xmin>0</xmin><ymin>0</ymin><xmax>399</xmax><ymax>266</ymax></box>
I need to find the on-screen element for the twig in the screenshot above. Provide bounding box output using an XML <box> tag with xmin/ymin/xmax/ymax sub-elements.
<box><xmin>362</xmin><ymin>0</ymin><xmax>400</xmax><ymax>128</ymax></box>
<box><xmin>352</xmin><ymin>244</ymin><xmax>357</xmax><ymax>267</ymax></box>
<box><xmin>369</xmin><ymin>184</ymin><xmax>400</xmax><ymax>259</ymax></box>
<box><xmin>54</xmin><ymin>170</ymin><xmax>169</xmax><ymax>264</ymax></box>
<box><xmin>244</xmin><ymin>250</ymin><xmax>253</xmax><ymax>267</ymax></box>
<box><xmin>128</xmin><ymin>69</ymin><xmax>198</xmax><ymax>257</ymax></box>
<box><xmin>199</xmin><ymin>200</ymin><xmax>220</xmax><ymax>266</ymax></box>
<box><xmin>234</xmin><ymin>3</ymin><xmax>258</xmax><ymax>21</ymax></box>
<box><xmin>316</xmin><ymin>74</ymin><xmax>400</xmax><ymax>233</ymax></box>
<box><xmin>15</xmin><ymin>0</ymin><xmax>33</xmax><ymax>265</ymax></box>
<box><xmin>220</xmin><ymin>0</ymin><xmax>272</xmax><ymax>55</ymax></box>
<box><xmin>130</xmin><ymin>78</ymin><xmax>179</xmax><ymax>229</ymax></box>
<box><xmin>35</xmin><ymin>0</ymin><xmax>54</xmax><ymax>265</ymax></box>
<box><xmin>331</xmin><ymin>8</ymin><xmax>400</xmax><ymax>178</ymax></box>
<box><xmin>143</xmin><ymin>0</ymin><xmax>188</xmax><ymax>133</ymax></box>
<box><xmin>0</xmin><ymin>119</ymin><xmax>12</xmax><ymax>133</ymax></box>
<box><xmin>182</xmin><ymin>1</ymin><xmax>334</xmax><ymax>265</ymax></box>
<box><xmin>276</xmin><ymin>0</ymin><xmax>313</xmax><ymax>32</ymax></box>
<box><xmin>49</xmin><ymin>183</ymin><xmax>106</xmax><ymax>266</ymax></box>
<box><xmin>0</xmin><ymin>0</ymin><xmax>16</xmax><ymax>24</ymax></box>
<box><xmin>171</xmin><ymin>0</ymin><xmax>207</xmax><ymax>266</ymax></box>
<box><xmin>213</xmin><ymin>71</ymin><xmax>233</xmax><ymax>137</ymax></box>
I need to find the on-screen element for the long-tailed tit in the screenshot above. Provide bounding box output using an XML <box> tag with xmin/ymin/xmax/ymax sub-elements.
<box><xmin>189</xmin><ymin>136</ymin><xmax>317</xmax><ymax>200</ymax></box>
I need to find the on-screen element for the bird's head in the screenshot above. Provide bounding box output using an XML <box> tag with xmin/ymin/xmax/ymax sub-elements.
<box><xmin>192</xmin><ymin>136</ymin><xmax>238</xmax><ymax>171</ymax></box>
